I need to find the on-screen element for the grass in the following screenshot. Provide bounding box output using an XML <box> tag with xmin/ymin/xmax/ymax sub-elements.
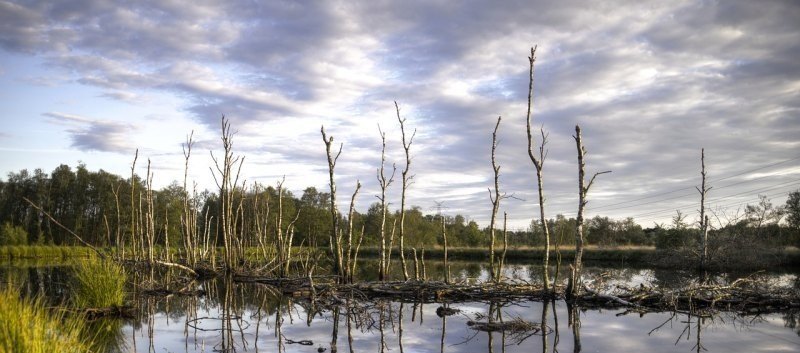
<box><xmin>0</xmin><ymin>245</ymin><xmax>94</xmax><ymax>260</ymax></box>
<box><xmin>0</xmin><ymin>288</ymin><xmax>93</xmax><ymax>353</ymax></box>
<box><xmin>71</xmin><ymin>259</ymin><xmax>126</xmax><ymax>308</ymax></box>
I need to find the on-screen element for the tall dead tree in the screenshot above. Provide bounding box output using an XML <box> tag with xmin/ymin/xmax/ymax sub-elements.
<box><xmin>488</xmin><ymin>116</ymin><xmax>505</xmax><ymax>282</ymax></box>
<box><xmin>396</xmin><ymin>101</ymin><xmax>416</xmax><ymax>281</ymax></box>
<box><xmin>345</xmin><ymin>180</ymin><xmax>362</xmax><ymax>283</ymax></box>
<box><xmin>569</xmin><ymin>125</ymin><xmax>610</xmax><ymax>299</ymax></box>
<box><xmin>321</xmin><ymin>126</ymin><xmax>344</xmax><ymax>281</ymax></box>
<box><xmin>181</xmin><ymin>131</ymin><xmax>198</xmax><ymax>267</ymax></box>
<box><xmin>697</xmin><ymin>148</ymin><xmax>711</xmax><ymax>270</ymax></box>
<box><xmin>376</xmin><ymin>125</ymin><xmax>396</xmax><ymax>281</ymax></box>
<box><xmin>145</xmin><ymin>159</ymin><xmax>155</xmax><ymax>263</ymax></box>
<box><xmin>210</xmin><ymin>116</ymin><xmax>245</xmax><ymax>270</ymax></box>
<box><xmin>129</xmin><ymin>149</ymin><xmax>138</xmax><ymax>260</ymax></box>
<box><xmin>524</xmin><ymin>46</ymin><xmax>553</xmax><ymax>292</ymax></box>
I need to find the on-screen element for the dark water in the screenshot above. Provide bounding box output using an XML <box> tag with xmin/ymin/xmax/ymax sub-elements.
<box><xmin>2</xmin><ymin>261</ymin><xmax>799</xmax><ymax>353</ymax></box>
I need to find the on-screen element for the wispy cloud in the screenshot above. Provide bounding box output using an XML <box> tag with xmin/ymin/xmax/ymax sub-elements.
<box><xmin>43</xmin><ymin>112</ymin><xmax>136</xmax><ymax>154</ymax></box>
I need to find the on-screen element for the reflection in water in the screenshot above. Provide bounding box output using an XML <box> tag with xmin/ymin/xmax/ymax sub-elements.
<box><xmin>2</xmin><ymin>263</ymin><xmax>800</xmax><ymax>352</ymax></box>
<box><xmin>567</xmin><ymin>302</ymin><xmax>582</xmax><ymax>353</ymax></box>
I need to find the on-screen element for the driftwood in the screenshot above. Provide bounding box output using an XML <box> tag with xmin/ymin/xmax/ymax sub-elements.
<box><xmin>80</xmin><ymin>305</ymin><xmax>136</xmax><ymax>320</ymax></box>
<box><xmin>153</xmin><ymin>260</ymin><xmax>198</xmax><ymax>277</ymax></box>
<box><xmin>467</xmin><ymin>318</ymin><xmax>543</xmax><ymax>333</ymax></box>
<box><xmin>234</xmin><ymin>273</ymin><xmax>554</xmax><ymax>303</ymax></box>
<box><xmin>577</xmin><ymin>277</ymin><xmax>800</xmax><ymax>315</ymax></box>
<box><xmin>141</xmin><ymin>288</ymin><xmax>206</xmax><ymax>297</ymax></box>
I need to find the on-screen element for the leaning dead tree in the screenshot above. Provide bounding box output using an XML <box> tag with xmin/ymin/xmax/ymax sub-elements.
<box><xmin>524</xmin><ymin>46</ymin><xmax>553</xmax><ymax>292</ymax></box>
<box><xmin>396</xmin><ymin>101</ymin><xmax>416</xmax><ymax>281</ymax></box>
<box><xmin>376</xmin><ymin>125</ymin><xmax>396</xmax><ymax>281</ymax></box>
<box><xmin>697</xmin><ymin>148</ymin><xmax>711</xmax><ymax>270</ymax></box>
<box><xmin>568</xmin><ymin>125</ymin><xmax>610</xmax><ymax>299</ymax></box>
<box><xmin>210</xmin><ymin>116</ymin><xmax>245</xmax><ymax>270</ymax></box>
<box><xmin>321</xmin><ymin>126</ymin><xmax>344</xmax><ymax>281</ymax></box>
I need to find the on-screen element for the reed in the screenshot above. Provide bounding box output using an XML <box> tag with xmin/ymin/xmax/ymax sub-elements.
<box><xmin>71</xmin><ymin>259</ymin><xmax>126</xmax><ymax>308</ymax></box>
<box><xmin>0</xmin><ymin>288</ymin><xmax>92</xmax><ymax>353</ymax></box>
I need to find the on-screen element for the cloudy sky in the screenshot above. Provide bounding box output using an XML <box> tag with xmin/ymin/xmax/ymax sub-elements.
<box><xmin>1</xmin><ymin>0</ymin><xmax>798</xmax><ymax>230</ymax></box>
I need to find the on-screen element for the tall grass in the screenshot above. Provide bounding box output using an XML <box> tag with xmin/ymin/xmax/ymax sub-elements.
<box><xmin>72</xmin><ymin>259</ymin><xmax>126</xmax><ymax>308</ymax></box>
<box><xmin>0</xmin><ymin>245</ymin><xmax>94</xmax><ymax>260</ymax></box>
<box><xmin>0</xmin><ymin>288</ymin><xmax>92</xmax><ymax>353</ymax></box>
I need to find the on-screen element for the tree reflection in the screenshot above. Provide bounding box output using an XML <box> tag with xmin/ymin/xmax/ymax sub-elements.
<box><xmin>567</xmin><ymin>302</ymin><xmax>582</xmax><ymax>353</ymax></box>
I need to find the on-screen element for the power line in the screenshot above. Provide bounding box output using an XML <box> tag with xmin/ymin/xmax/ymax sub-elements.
<box><xmin>584</xmin><ymin>154</ymin><xmax>800</xmax><ymax>212</ymax></box>
<box><xmin>627</xmin><ymin>181</ymin><xmax>799</xmax><ymax>223</ymax></box>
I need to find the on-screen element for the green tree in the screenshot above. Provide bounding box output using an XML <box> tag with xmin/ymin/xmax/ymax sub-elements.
<box><xmin>0</xmin><ymin>222</ymin><xmax>28</xmax><ymax>245</ymax></box>
<box><xmin>784</xmin><ymin>190</ymin><xmax>799</xmax><ymax>230</ymax></box>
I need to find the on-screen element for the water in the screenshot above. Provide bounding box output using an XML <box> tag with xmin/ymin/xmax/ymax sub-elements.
<box><xmin>2</xmin><ymin>261</ymin><xmax>799</xmax><ymax>352</ymax></box>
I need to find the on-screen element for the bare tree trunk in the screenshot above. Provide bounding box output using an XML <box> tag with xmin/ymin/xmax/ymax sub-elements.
<box><xmin>376</xmin><ymin>125</ymin><xmax>396</xmax><ymax>281</ymax></box>
<box><xmin>569</xmin><ymin>125</ymin><xmax>610</xmax><ymax>299</ymax></box>
<box><xmin>181</xmin><ymin>131</ymin><xmax>196</xmax><ymax>267</ymax></box>
<box><xmin>441</xmin><ymin>214</ymin><xmax>450</xmax><ymax>284</ymax></box>
<box><xmin>130</xmin><ymin>149</ymin><xmax>138</xmax><ymax>261</ymax></box>
<box><xmin>111</xmin><ymin>183</ymin><xmax>122</xmax><ymax>260</ymax></box>
<box><xmin>697</xmin><ymin>148</ymin><xmax>712</xmax><ymax>270</ymax></box>
<box><xmin>488</xmin><ymin>116</ymin><xmax>503</xmax><ymax>282</ymax></box>
<box><xmin>499</xmin><ymin>212</ymin><xmax>508</xmax><ymax>279</ymax></box>
<box><xmin>321</xmin><ymin>126</ymin><xmax>344</xmax><ymax>281</ymax></box>
<box><xmin>396</xmin><ymin>101</ymin><xmax>416</xmax><ymax>281</ymax></box>
<box><xmin>345</xmin><ymin>181</ymin><xmax>362</xmax><ymax>283</ymax></box>
<box><xmin>524</xmin><ymin>46</ymin><xmax>552</xmax><ymax>292</ymax></box>
<box><xmin>210</xmin><ymin>116</ymin><xmax>244</xmax><ymax>271</ymax></box>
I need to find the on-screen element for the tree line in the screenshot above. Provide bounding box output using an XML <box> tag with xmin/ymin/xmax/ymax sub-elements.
<box><xmin>1</xmin><ymin>163</ymin><xmax>797</xmax><ymax>251</ymax></box>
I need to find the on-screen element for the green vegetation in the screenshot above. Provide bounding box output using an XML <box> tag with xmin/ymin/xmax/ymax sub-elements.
<box><xmin>0</xmin><ymin>288</ymin><xmax>92</xmax><ymax>353</ymax></box>
<box><xmin>0</xmin><ymin>222</ymin><xmax>27</xmax><ymax>246</ymax></box>
<box><xmin>0</xmin><ymin>245</ymin><xmax>94</xmax><ymax>260</ymax></box>
<box><xmin>71</xmin><ymin>259</ymin><xmax>126</xmax><ymax>308</ymax></box>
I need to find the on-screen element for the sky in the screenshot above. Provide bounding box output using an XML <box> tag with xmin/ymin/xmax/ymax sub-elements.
<box><xmin>0</xmin><ymin>0</ymin><xmax>798</xmax><ymax>230</ymax></box>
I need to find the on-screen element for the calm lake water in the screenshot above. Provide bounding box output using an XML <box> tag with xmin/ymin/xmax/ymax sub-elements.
<box><xmin>3</xmin><ymin>260</ymin><xmax>799</xmax><ymax>353</ymax></box>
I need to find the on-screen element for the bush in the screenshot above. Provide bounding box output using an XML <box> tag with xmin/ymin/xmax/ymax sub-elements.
<box><xmin>654</xmin><ymin>228</ymin><xmax>698</xmax><ymax>250</ymax></box>
<box><xmin>72</xmin><ymin>259</ymin><xmax>127</xmax><ymax>308</ymax></box>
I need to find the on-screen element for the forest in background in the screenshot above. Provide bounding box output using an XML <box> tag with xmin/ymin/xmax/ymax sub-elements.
<box><xmin>1</xmin><ymin>163</ymin><xmax>798</xmax><ymax>253</ymax></box>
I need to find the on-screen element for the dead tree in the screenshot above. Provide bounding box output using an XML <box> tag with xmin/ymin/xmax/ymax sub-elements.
<box><xmin>276</xmin><ymin>178</ymin><xmax>301</xmax><ymax>277</ymax></box>
<box><xmin>144</xmin><ymin>159</ymin><xmax>155</xmax><ymax>263</ymax></box>
<box><xmin>129</xmin><ymin>149</ymin><xmax>138</xmax><ymax>260</ymax></box>
<box><xmin>568</xmin><ymin>125</ymin><xmax>610</xmax><ymax>299</ymax></box>
<box><xmin>441</xmin><ymin>211</ymin><xmax>450</xmax><ymax>284</ymax></box>
<box><xmin>376</xmin><ymin>125</ymin><xmax>396</xmax><ymax>281</ymax></box>
<box><xmin>697</xmin><ymin>148</ymin><xmax>711</xmax><ymax>270</ymax></box>
<box><xmin>345</xmin><ymin>180</ymin><xmax>362</xmax><ymax>283</ymax></box>
<box><xmin>524</xmin><ymin>46</ymin><xmax>552</xmax><ymax>292</ymax></box>
<box><xmin>321</xmin><ymin>126</ymin><xmax>344</xmax><ymax>281</ymax></box>
<box><xmin>488</xmin><ymin>116</ymin><xmax>508</xmax><ymax>282</ymax></box>
<box><xmin>210</xmin><ymin>116</ymin><xmax>245</xmax><ymax>270</ymax></box>
<box><xmin>181</xmin><ymin>131</ymin><xmax>198</xmax><ymax>267</ymax></box>
<box><xmin>396</xmin><ymin>101</ymin><xmax>416</xmax><ymax>281</ymax></box>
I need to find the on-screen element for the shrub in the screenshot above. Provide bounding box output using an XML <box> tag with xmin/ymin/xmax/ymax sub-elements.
<box><xmin>72</xmin><ymin>259</ymin><xmax>127</xmax><ymax>308</ymax></box>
